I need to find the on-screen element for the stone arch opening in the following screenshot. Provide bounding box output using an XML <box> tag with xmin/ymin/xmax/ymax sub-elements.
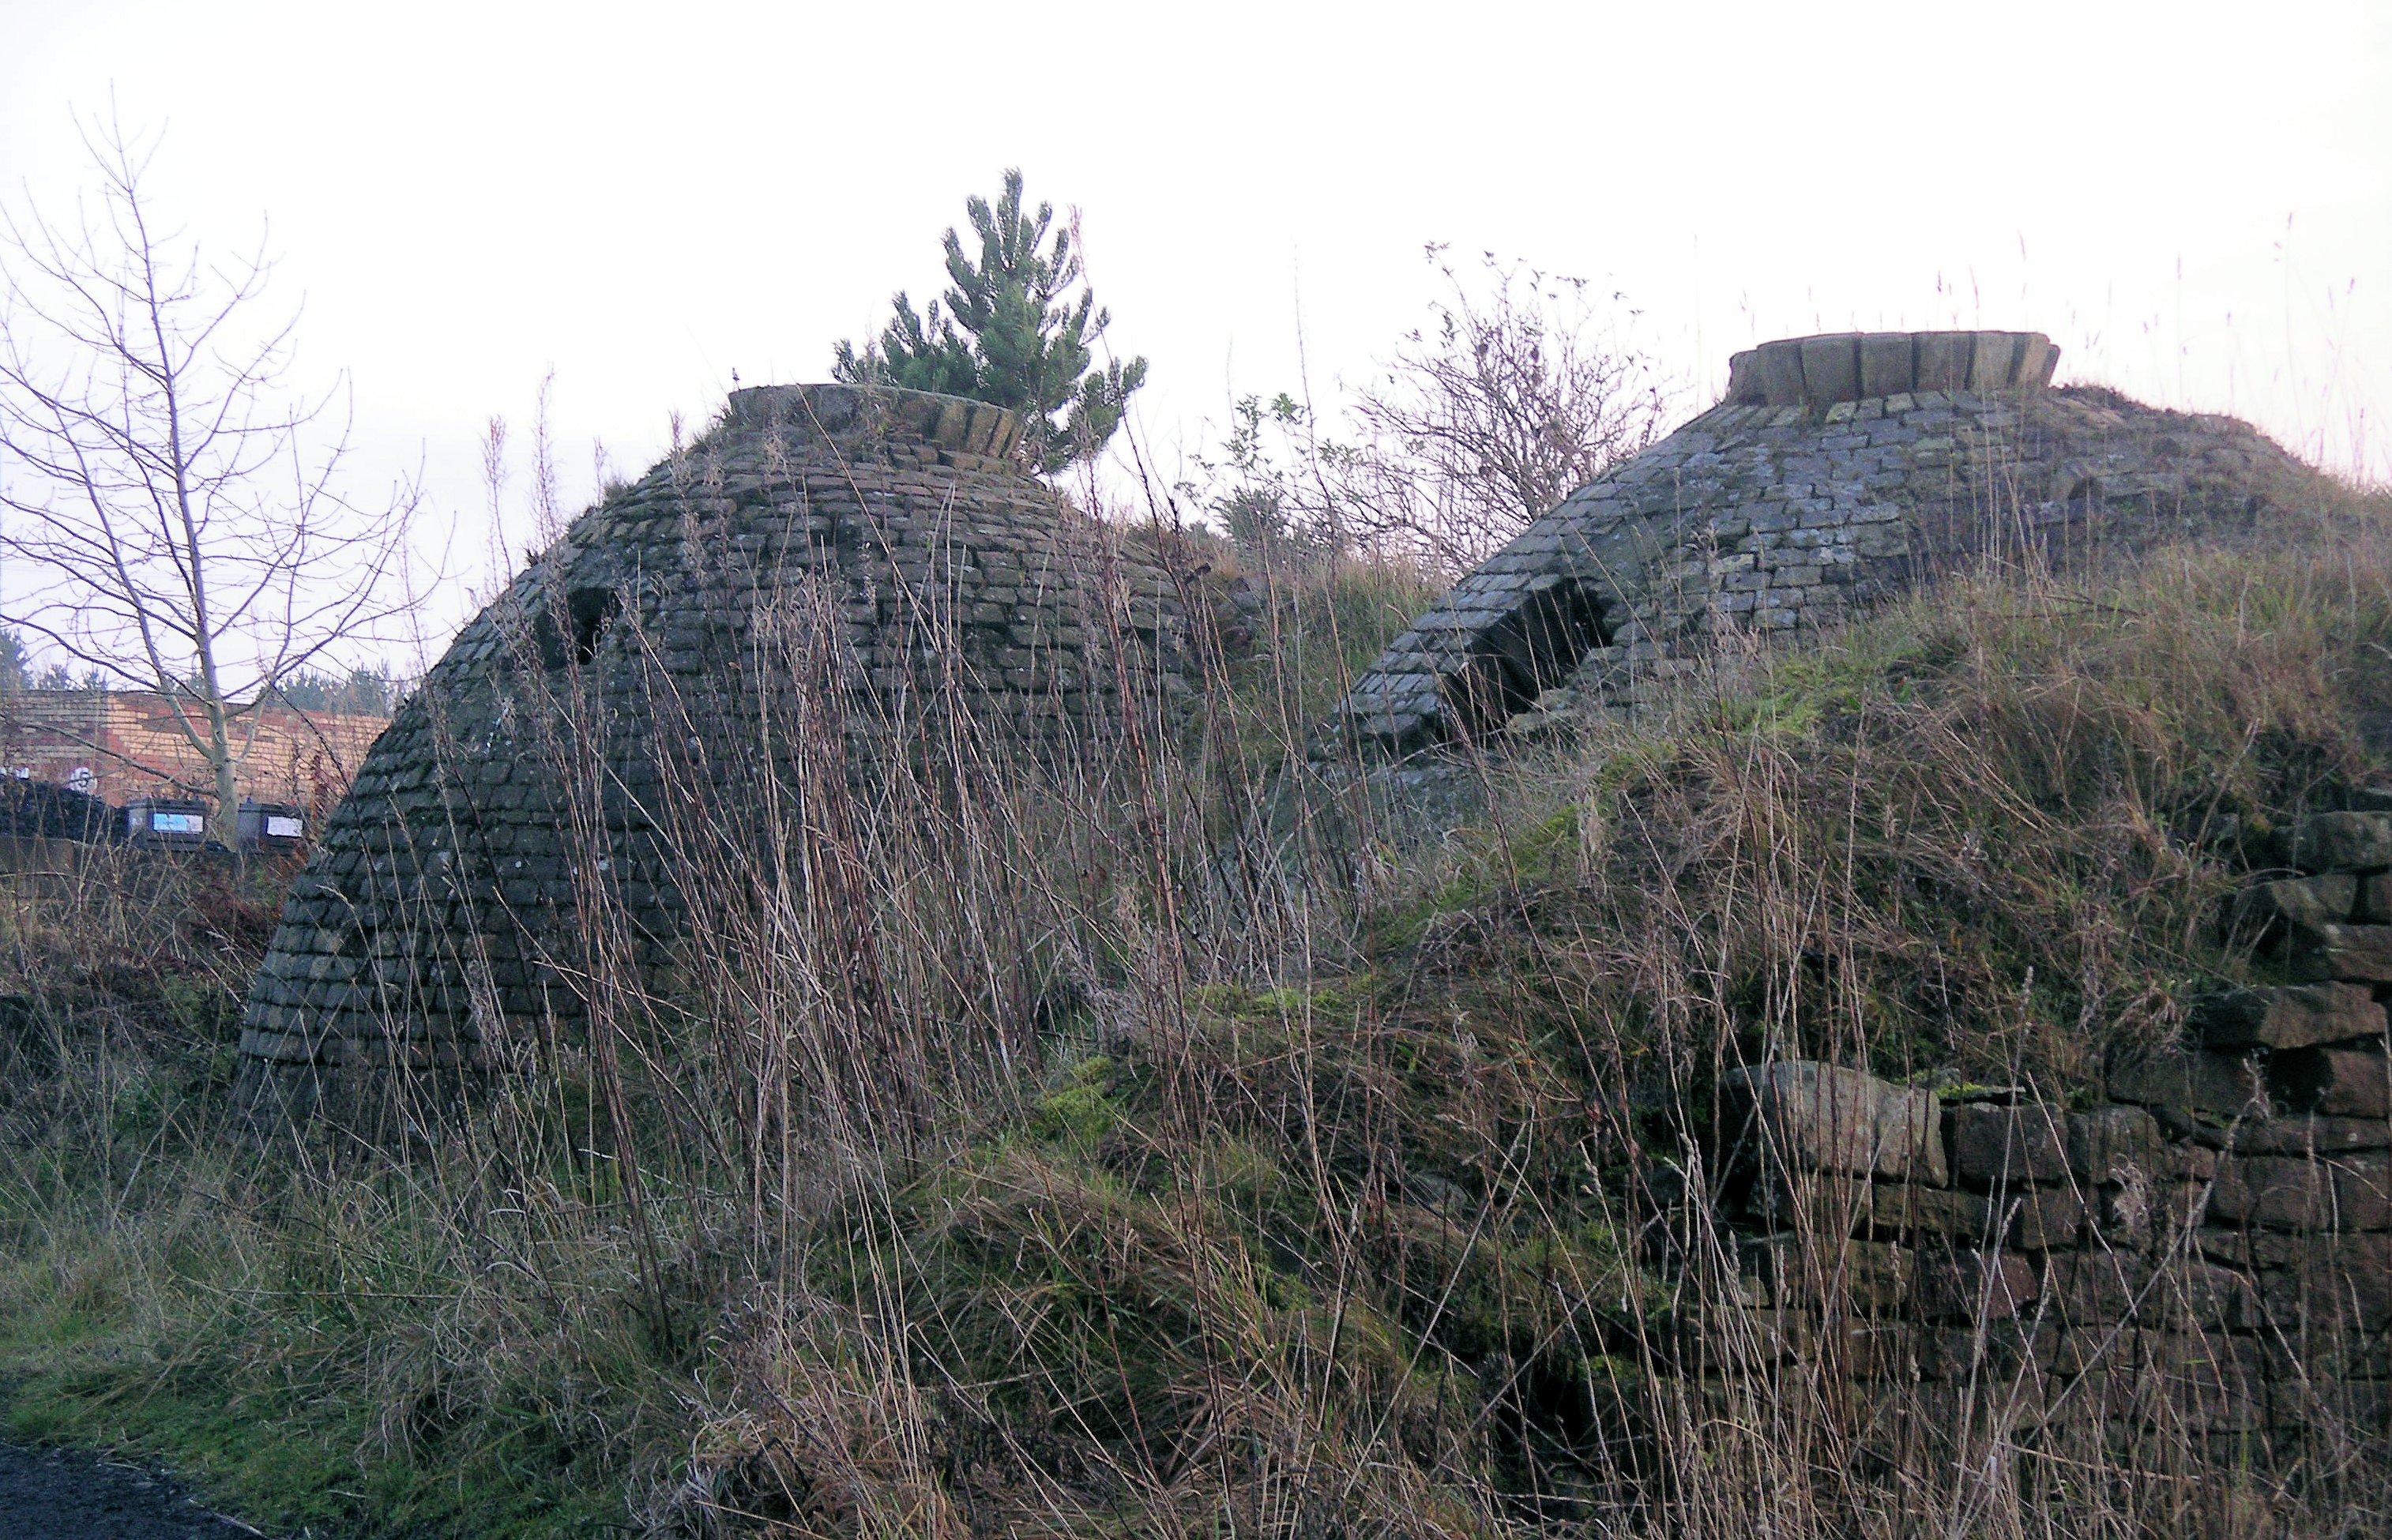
<box><xmin>1442</xmin><ymin>578</ymin><xmax>1611</xmax><ymax>740</ymax></box>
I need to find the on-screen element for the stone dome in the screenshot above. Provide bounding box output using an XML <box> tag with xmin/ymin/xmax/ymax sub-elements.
<box><xmin>1328</xmin><ymin>332</ymin><xmax>2321</xmax><ymax>757</ymax></box>
<box><xmin>235</xmin><ymin>384</ymin><xmax>1189</xmax><ymax>1118</ymax></box>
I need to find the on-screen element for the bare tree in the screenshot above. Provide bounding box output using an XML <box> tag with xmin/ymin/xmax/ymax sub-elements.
<box><xmin>1340</xmin><ymin>250</ymin><xmax>1672</xmax><ymax>572</ymax></box>
<box><xmin>0</xmin><ymin>115</ymin><xmax>415</xmax><ymax>821</ymax></box>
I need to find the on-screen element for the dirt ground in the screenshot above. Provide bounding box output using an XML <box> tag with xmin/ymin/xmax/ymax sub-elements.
<box><xmin>0</xmin><ymin>1442</ymin><xmax>267</xmax><ymax>1538</ymax></box>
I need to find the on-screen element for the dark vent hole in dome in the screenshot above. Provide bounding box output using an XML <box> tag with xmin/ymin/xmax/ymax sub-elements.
<box><xmin>1444</xmin><ymin>579</ymin><xmax>1611</xmax><ymax>738</ymax></box>
<box><xmin>536</xmin><ymin>586</ymin><xmax>623</xmax><ymax>669</ymax></box>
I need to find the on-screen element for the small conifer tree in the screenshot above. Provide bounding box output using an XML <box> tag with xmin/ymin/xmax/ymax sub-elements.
<box><xmin>834</xmin><ymin>170</ymin><xmax>1145</xmax><ymax>471</ymax></box>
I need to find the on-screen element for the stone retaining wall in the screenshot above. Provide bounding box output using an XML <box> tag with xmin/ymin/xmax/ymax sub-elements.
<box><xmin>1704</xmin><ymin>808</ymin><xmax>2392</xmax><ymax>1454</ymax></box>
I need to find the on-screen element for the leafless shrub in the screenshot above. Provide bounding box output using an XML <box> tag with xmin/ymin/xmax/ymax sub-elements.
<box><xmin>0</xmin><ymin>113</ymin><xmax>421</xmax><ymax>819</ymax></box>
<box><xmin>1183</xmin><ymin>254</ymin><xmax>1670</xmax><ymax>580</ymax></box>
<box><xmin>1337</xmin><ymin>250</ymin><xmax>1671</xmax><ymax>573</ymax></box>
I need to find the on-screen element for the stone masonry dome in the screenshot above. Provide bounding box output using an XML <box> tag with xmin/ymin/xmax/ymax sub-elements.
<box><xmin>235</xmin><ymin>383</ymin><xmax>1189</xmax><ymax>1117</ymax></box>
<box><xmin>1328</xmin><ymin>330</ymin><xmax>2320</xmax><ymax>756</ymax></box>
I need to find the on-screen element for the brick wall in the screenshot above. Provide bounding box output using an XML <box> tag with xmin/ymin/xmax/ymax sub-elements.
<box><xmin>0</xmin><ymin>691</ymin><xmax>387</xmax><ymax>809</ymax></box>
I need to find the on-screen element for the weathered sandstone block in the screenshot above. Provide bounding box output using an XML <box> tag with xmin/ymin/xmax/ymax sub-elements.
<box><xmin>2289</xmin><ymin>923</ymin><xmax>2392</xmax><ymax>983</ymax></box>
<box><xmin>1723</xmin><ymin>1060</ymin><xmax>1948</xmax><ymax>1185</ymax></box>
<box><xmin>1739</xmin><ymin>1234</ymin><xmax>1915</xmax><ymax>1312</ymax></box>
<box><xmin>2197</xmin><ymin>982</ymin><xmax>2384</xmax><ymax>1050</ymax></box>
<box><xmin>2210</xmin><ymin>1153</ymin><xmax>2391</xmax><ymax>1231</ymax></box>
<box><xmin>2067</xmin><ymin>1104</ymin><xmax>2164</xmax><ymax>1183</ymax></box>
<box><xmin>1871</xmin><ymin>1181</ymin><xmax>2085</xmax><ymax>1249</ymax></box>
<box><xmin>2270</xmin><ymin>1046</ymin><xmax>2392</xmax><ymax>1120</ymax></box>
<box><xmin>1916</xmin><ymin>1249</ymin><xmax>2039</xmax><ymax>1323</ymax></box>
<box><xmin>2109</xmin><ymin>1047</ymin><xmax>2269</xmax><ymax>1117</ymax></box>
<box><xmin>1948</xmin><ymin>1103</ymin><xmax>2070</xmax><ymax>1188</ymax></box>
<box><xmin>2227</xmin><ymin>875</ymin><xmax>2359</xmax><ymax>938</ymax></box>
<box><xmin>2226</xmin><ymin>1114</ymin><xmax>2392</xmax><ymax>1155</ymax></box>
<box><xmin>2286</xmin><ymin>811</ymin><xmax>2392</xmax><ymax>873</ymax></box>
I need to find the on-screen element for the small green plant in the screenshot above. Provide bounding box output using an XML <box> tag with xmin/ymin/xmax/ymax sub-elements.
<box><xmin>834</xmin><ymin>168</ymin><xmax>1146</xmax><ymax>470</ymax></box>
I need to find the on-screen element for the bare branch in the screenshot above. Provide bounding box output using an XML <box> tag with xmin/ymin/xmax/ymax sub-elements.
<box><xmin>0</xmin><ymin>109</ymin><xmax>419</xmax><ymax>818</ymax></box>
<box><xmin>1345</xmin><ymin>252</ymin><xmax>1673</xmax><ymax>572</ymax></box>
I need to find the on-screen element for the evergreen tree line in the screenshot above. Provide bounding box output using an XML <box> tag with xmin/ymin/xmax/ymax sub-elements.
<box><xmin>0</xmin><ymin>628</ymin><xmax>398</xmax><ymax>715</ymax></box>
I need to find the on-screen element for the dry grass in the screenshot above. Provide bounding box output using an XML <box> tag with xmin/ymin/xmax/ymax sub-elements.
<box><xmin>0</xmin><ymin>447</ymin><xmax>2386</xmax><ymax>1539</ymax></box>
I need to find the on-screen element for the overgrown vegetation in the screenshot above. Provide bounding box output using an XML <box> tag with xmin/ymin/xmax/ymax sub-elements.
<box><xmin>1</xmin><ymin>438</ymin><xmax>2388</xmax><ymax>1540</ymax></box>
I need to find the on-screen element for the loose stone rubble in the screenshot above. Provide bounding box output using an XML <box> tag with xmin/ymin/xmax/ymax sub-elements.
<box><xmin>1708</xmin><ymin>806</ymin><xmax>2392</xmax><ymax>1452</ymax></box>
<box><xmin>1326</xmin><ymin>330</ymin><xmax>2322</xmax><ymax>755</ymax></box>
<box><xmin>234</xmin><ymin>385</ymin><xmax>1189</xmax><ymax>1118</ymax></box>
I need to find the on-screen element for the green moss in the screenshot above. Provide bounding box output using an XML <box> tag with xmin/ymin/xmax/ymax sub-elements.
<box><xmin>1033</xmin><ymin>1081</ymin><xmax>1119</xmax><ymax>1144</ymax></box>
<box><xmin>0</xmin><ymin>1292</ymin><xmax>642</xmax><ymax>1538</ymax></box>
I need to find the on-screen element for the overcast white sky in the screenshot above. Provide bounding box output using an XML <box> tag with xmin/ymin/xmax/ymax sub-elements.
<box><xmin>4</xmin><ymin>0</ymin><xmax>2389</xmax><ymax>669</ymax></box>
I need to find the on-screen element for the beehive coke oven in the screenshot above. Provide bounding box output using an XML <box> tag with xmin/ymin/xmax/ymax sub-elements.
<box><xmin>234</xmin><ymin>384</ymin><xmax>1190</xmax><ymax>1120</ymax></box>
<box><xmin>1329</xmin><ymin>329</ymin><xmax>2326</xmax><ymax>756</ymax></box>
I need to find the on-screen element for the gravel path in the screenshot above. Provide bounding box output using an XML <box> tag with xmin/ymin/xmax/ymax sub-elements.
<box><xmin>0</xmin><ymin>1442</ymin><xmax>265</xmax><ymax>1538</ymax></box>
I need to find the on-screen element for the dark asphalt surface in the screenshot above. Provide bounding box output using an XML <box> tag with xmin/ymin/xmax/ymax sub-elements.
<box><xmin>0</xmin><ymin>1443</ymin><xmax>264</xmax><ymax>1538</ymax></box>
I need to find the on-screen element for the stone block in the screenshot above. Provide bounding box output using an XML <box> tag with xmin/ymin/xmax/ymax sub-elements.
<box><xmin>1756</xmin><ymin>341</ymin><xmax>1807</xmax><ymax>408</ymax></box>
<box><xmin>2247</xmin><ymin>1233</ymin><xmax>2392</xmax><ymax>1331</ymax></box>
<box><xmin>1724</xmin><ymin>349</ymin><xmax>1762</xmax><ymax>404</ymax></box>
<box><xmin>1858</xmin><ymin>332</ymin><xmax>1915</xmax><ymax>398</ymax></box>
<box><xmin>2226</xmin><ymin>874</ymin><xmax>2359</xmax><ymax>938</ymax></box>
<box><xmin>2228</xmin><ymin>1114</ymin><xmax>2392</xmax><ymax>1155</ymax></box>
<box><xmin>1916</xmin><ymin>1249</ymin><xmax>2040</xmax><ymax>1322</ymax></box>
<box><xmin>2014</xmin><ymin>333</ymin><xmax>2056</xmax><ymax>388</ymax></box>
<box><xmin>2210</xmin><ymin>1154</ymin><xmax>2331</xmax><ymax>1230</ymax></box>
<box><xmin>1948</xmin><ymin>1103</ymin><xmax>2070</xmax><ymax>1188</ymax></box>
<box><xmin>2066</xmin><ymin>1105</ymin><xmax>2162</xmax><ymax>1183</ymax></box>
<box><xmin>2045</xmin><ymin>1250</ymin><xmax>2249</xmax><ymax>1333</ymax></box>
<box><xmin>1721</xmin><ymin>1060</ymin><xmax>1948</xmax><ymax>1185</ymax></box>
<box><xmin>2286</xmin><ymin>810</ymin><xmax>2392</xmax><ymax>873</ymax></box>
<box><xmin>2196</xmin><ymin>982</ymin><xmax>2384</xmax><ymax>1051</ymax></box>
<box><xmin>2108</xmin><ymin>1047</ymin><xmax>2269</xmax><ymax>1117</ymax></box>
<box><xmin>1915</xmin><ymin>1369</ymin><xmax>2059</xmax><ymax>1434</ymax></box>
<box><xmin>2270</xmin><ymin>1045</ymin><xmax>2391</xmax><ymax>1119</ymax></box>
<box><xmin>2333</xmin><ymin>1151</ymin><xmax>2392</xmax><ymax>1228</ymax></box>
<box><xmin>2052</xmin><ymin>1324</ymin><xmax>2153</xmax><ymax>1377</ymax></box>
<box><xmin>2161</xmin><ymin>1260</ymin><xmax>2261</xmax><ymax>1330</ymax></box>
<box><xmin>1918</xmin><ymin>1318</ymin><xmax>2058</xmax><ymax>1380</ymax></box>
<box><xmin>1739</xmin><ymin>1234</ymin><xmax>1915</xmax><ymax>1311</ymax></box>
<box><xmin>1914</xmin><ymin>333</ymin><xmax>1974</xmax><ymax>392</ymax></box>
<box><xmin>2140</xmin><ymin>1334</ymin><xmax>2268</xmax><ymax>1433</ymax></box>
<box><xmin>1700</xmin><ymin>1306</ymin><xmax>1817</xmax><ymax>1367</ymax></box>
<box><xmin>1813</xmin><ymin>1319</ymin><xmax>1916</xmax><ymax>1379</ymax></box>
<box><xmin>2047</xmin><ymin>1250</ymin><xmax>2148</xmax><ymax>1324</ymax></box>
<box><xmin>2210</xmin><ymin>1152</ymin><xmax>2389</xmax><ymax>1230</ymax></box>
<box><xmin>1967</xmin><ymin>332</ymin><xmax>2019</xmax><ymax>393</ymax></box>
<box><xmin>1874</xmin><ymin>1181</ymin><xmax>2082</xmax><ymax>1249</ymax></box>
<box><xmin>1797</xmin><ymin>335</ymin><xmax>1861</xmax><ymax>404</ymax></box>
<box><xmin>2362</xmin><ymin>872</ymin><xmax>2392</xmax><ymax>922</ymax></box>
<box><xmin>2288</xmin><ymin>923</ymin><xmax>2392</xmax><ymax>983</ymax></box>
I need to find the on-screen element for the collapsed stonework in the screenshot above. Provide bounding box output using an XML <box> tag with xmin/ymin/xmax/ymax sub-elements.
<box><xmin>1707</xmin><ymin>807</ymin><xmax>2392</xmax><ymax>1452</ymax></box>
<box><xmin>1326</xmin><ymin>330</ymin><xmax>2320</xmax><ymax>756</ymax></box>
<box><xmin>234</xmin><ymin>385</ymin><xmax>1188</xmax><ymax>1117</ymax></box>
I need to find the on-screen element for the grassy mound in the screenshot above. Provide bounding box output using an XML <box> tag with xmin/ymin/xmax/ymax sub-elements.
<box><xmin>2</xmin><ymin>492</ymin><xmax>2389</xmax><ymax>1537</ymax></box>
